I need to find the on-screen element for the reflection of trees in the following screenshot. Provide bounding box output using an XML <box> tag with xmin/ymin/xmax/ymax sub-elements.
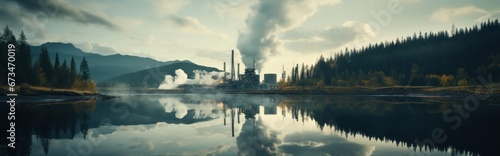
<box><xmin>280</xmin><ymin>96</ymin><xmax>500</xmax><ymax>156</ymax></box>
<box><xmin>0</xmin><ymin>100</ymin><xmax>95</xmax><ymax>156</ymax></box>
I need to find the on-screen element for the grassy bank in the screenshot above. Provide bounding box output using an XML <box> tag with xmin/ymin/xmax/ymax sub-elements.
<box><xmin>1</xmin><ymin>85</ymin><xmax>97</xmax><ymax>96</ymax></box>
<box><xmin>97</xmin><ymin>84</ymin><xmax>500</xmax><ymax>96</ymax></box>
<box><xmin>265</xmin><ymin>84</ymin><xmax>500</xmax><ymax>95</ymax></box>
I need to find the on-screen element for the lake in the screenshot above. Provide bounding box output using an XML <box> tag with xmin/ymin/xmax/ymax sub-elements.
<box><xmin>1</xmin><ymin>94</ymin><xmax>499</xmax><ymax>156</ymax></box>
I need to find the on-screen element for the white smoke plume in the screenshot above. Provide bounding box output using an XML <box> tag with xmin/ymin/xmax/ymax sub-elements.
<box><xmin>158</xmin><ymin>69</ymin><xmax>225</xmax><ymax>89</ymax></box>
<box><xmin>237</xmin><ymin>117</ymin><xmax>283</xmax><ymax>155</ymax></box>
<box><xmin>237</xmin><ymin>0</ymin><xmax>340</xmax><ymax>72</ymax></box>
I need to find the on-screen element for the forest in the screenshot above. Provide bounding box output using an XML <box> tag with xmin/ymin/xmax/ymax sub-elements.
<box><xmin>0</xmin><ymin>26</ymin><xmax>95</xmax><ymax>91</ymax></box>
<box><xmin>283</xmin><ymin>19</ymin><xmax>500</xmax><ymax>88</ymax></box>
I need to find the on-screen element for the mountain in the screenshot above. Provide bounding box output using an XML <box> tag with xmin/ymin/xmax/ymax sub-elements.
<box><xmin>100</xmin><ymin>62</ymin><xmax>221</xmax><ymax>88</ymax></box>
<box><xmin>30</xmin><ymin>42</ymin><xmax>193</xmax><ymax>81</ymax></box>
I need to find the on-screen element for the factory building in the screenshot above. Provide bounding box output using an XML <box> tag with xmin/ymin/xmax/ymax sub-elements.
<box><xmin>262</xmin><ymin>73</ymin><xmax>278</xmax><ymax>89</ymax></box>
<box><xmin>218</xmin><ymin>50</ymin><xmax>260</xmax><ymax>89</ymax></box>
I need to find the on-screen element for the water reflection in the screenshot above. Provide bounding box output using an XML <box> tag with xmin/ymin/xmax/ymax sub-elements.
<box><xmin>0</xmin><ymin>100</ymin><xmax>95</xmax><ymax>156</ymax></box>
<box><xmin>218</xmin><ymin>95</ymin><xmax>500</xmax><ymax>156</ymax></box>
<box><xmin>1</xmin><ymin>94</ymin><xmax>499</xmax><ymax>156</ymax></box>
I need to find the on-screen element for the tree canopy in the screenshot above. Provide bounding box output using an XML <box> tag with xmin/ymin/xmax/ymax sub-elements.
<box><xmin>284</xmin><ymin>19</ymin><xmax>500</xmax><ymax>87</ymax></box>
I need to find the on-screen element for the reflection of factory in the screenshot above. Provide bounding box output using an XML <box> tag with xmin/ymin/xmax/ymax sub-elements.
<box><xmin>221</xmin><ymin>102</ymin><xmax>279</xmax><ymax>137</ymax></box>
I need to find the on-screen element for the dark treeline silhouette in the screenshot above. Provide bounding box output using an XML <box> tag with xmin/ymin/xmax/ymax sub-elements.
<box><xmin>279</xmin><ymin>95</ymin><xmax>500</xmax><ymax>156</ymax></box>
<box><xmin>220</xmin><ymin>95</ymin><xmax>499</xmax><ymax>155</ymax></box>
<box><xmin>0</xmin><ymin>101</ymin><xmax>95</xmax><ymax>156</ymax></box>
<box><xmin>284</xmin><ymin>19</ymin><xmax>500</xmax><ymax>87</ymax></box>
<box><xmin>0</xmin><ymin>26</ymin><xmax>95</xmax><ymax>91</ymax></box>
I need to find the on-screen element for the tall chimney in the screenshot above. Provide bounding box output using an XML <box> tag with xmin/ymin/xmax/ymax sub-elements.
<box><xmin>237</xmin><ymin>63</ymin><xmax>240</xmax><ymax>80</ymax></box>
<box><xmin>231</xmin><ymin>50</ymin><xmax>235</xmax><ymax>81</ymax></box>
<box><xmin>224</xmin><ymin>62</ymin><xmax>226</xmax><ymax>79</ymax></box>
<box><xmin>253</xmin><ymin>57</ymin><xmax>255</xmax><ymax>69</ymax></box>
<box><xmin>282</xmin><ymin>65</ymin><xmax>285</xmax><ymax>80</ymax></box>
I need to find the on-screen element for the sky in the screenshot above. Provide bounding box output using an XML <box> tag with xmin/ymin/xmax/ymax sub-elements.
<box><xmin>1</xmin><ymin>0</ymin><xmax>500</xmax><ymax>80</ymax></box>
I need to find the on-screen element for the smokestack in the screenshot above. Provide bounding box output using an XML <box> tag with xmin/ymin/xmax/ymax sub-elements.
<box><xmin>224</xmin><ymin>62</ymin><xmax>226</xmax><ymax>79</ymax></box>
<box><xmin>253</xmin><ymin>57</ymin><xmax>255</xmax><ymax>69</ymax></box>
<box><xmin>237</xmin><ymin>63</ymin><xmax>240</xmax><ymax>80</ymax></box>
<box><xmin>282</xmin><ymin>65</ymin><xmax>285</xmax><ymax>80</ymax></box>
<box><xmin>231</xmin><ymin>50</ymin><xmax>235</xmax><ymax>81</ymax></box>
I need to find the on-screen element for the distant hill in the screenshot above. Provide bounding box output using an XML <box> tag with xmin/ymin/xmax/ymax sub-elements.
<box><xmin>100</xmin><ymin>62</ymin><xmax>221</xmax><ymax>88</ymax></box>
<box><xmin>30</xmin><ymin>42</ymin><xmax>193</xmax><ymax>81</ymax></box>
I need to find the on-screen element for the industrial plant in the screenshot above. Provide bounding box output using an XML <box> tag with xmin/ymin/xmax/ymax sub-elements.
<box><xmin>177</xmin><ymin>50</ymin><xmax>279</xmax><ymax>90</ymax></box>
<box><xmin>218</xmin><ymin>50</ymin><xmax>278</xmax><ymax>89</ymax></box>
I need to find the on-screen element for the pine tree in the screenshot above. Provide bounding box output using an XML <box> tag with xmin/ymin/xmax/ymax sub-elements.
<box><xmin>17</xmin><ymin>31</ymin><xmax>32</xmax><ymax>85</ymax></box>
<box><xmin>61</xmin><ymin>60</ymin><xmax>71</xmax><ymax>88</ymax></box>
<box><xmin>33</xmin><ymin>60</ymin><xmax>46</xmax><ymax>86</ymax></box>
<box><xmin>293</xmin><ymin>64</ymin><xmax>299</xmax><ymax>85</ymax></box>
<box><xmin>0</xmin><ymin>26</ymin><xmax>15</xmax><ymax>85</ymax></box>
<box><xmin>53</xmin><ymin>53</ymin><xmax>61</xmax><ymax>87</ymax></box>
<box><xmin>70</xmin><ymin>57</ymin><xmax>77</xmax><ymax>85</ymax></box>
<box><xmin>79</xmin><ymin>57</ymin><xmax>91</xmax><ymax>80</ymax></box>
<box><xmin>39</xmin><ymin>46</ymin><xmax>53</xmax><ymax>85</ymax></box>
<box><xmin>54</xmin><ymin>53</ymin><xmax>60</xmax><ymax>70</ymax></box>
<box><xmin>300</xmin><ymin>63</ymin><xmax>305</xmax><ymax>86</ymax></box>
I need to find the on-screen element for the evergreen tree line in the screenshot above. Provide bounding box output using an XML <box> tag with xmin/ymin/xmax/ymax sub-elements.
<box><xmin>0</xmin><ymin>26</ymin><xmax>95</xmax><ymax>91</ymax></box>
<box><xmin>284</xmin><ymin>19</ymin><xmax>500</xmax><ymax>87</ymax></box>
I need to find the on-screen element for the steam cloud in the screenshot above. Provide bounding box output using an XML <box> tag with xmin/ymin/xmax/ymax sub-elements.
<box><xmin>237</xmin><ymin>117</ymin><xmax>283</xmax><ymax>155</ymax></box>
<box><xmin>237</xmin><ymin>0</ymin><xmax>340</xmax><ymax>72</ymax></box>
<box><xmin>159</xmin><ymin>97</ymin><xmax>220</xmax><ymax>119</ymax></box>
<box><xmin>158</xmin><ymin>69</ymin><xmax>225</xmax><ymax>89</ymax></box>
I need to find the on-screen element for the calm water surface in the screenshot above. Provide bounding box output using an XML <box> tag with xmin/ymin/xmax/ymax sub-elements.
<box><xmin>1</xmin><ymin>94</ymin><xmax>499</xmax><ymax>156</ymax></box>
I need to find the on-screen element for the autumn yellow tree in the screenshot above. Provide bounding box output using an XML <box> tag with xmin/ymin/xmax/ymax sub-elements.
<box><xmin>440</xmin><ymin>74</ymin><xmax>455</xmax><ymax>86</ymax></box>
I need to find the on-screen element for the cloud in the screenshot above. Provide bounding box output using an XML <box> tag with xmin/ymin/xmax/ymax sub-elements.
<box><xmin>280</xmin><ymin>132</ymin><xmax>375</xmax><ymax>156</ymax></box>
<box><xmin>164</xmin><ymin>14</ymin><xmax>230</xmax><ymax>40</ymax></box>
<box><xmin>129</xmin><ymin>137</ymin><xmax>155</xmax><ymax>150</ymax></box>
<box><xmin>283</xmin><ymin>21</ymin><xmax>375</xmax><ymax>53</ymax></box>
<box><xmin>209</xmin><ymin>0</ymin><xmax>255</xmax><ymax>20</ymax></box>
<box><xmin>0</xmin><ymin>0</ymin><xmax>119</xmax><ymax>30</ymax></box>
<box><xmin>149</xmin><ymin>0</ymin><xmax>191</xmax><ymax>15</ymax></box>
<box><xmin>195</xmin><ymin>49</ymin><xmax>236</xmax><ymax>62</ymax></box>
<box><xmin>178</xmin><ymin>144</ymin><xmax>235</xmax><ymax>156</ymax></box>
<box><xmin>74</xmin><ymin>42</ymin><xmax>118</xmax><ymax>55</ymax></box>
<box><xmin>237</xmin><ymin>0</ymin><xmax>341</xmax><ymax>72</ymax></box>
<box><xmin>431</xmin><ymin>5</ymin><xmax>488</xmax><ymax>22</ymax></box>
<box><xmin>476</xmin><ymin>10</ymin><xmax>500</xmax><ymax>23</ymax></box>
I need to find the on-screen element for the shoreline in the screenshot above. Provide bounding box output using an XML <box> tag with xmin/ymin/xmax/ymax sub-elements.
<box><xmin>2</xmin><ymin>85</ymin><xmax>499</xmax><ymax>104</ymax></box>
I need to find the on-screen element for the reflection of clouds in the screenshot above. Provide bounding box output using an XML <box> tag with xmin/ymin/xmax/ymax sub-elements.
<box><xmin>115</xmin><ymin>123</ymin><xmax>168</xmax><ymax>134</ymax></box>
<box><xmin>159</xmin><ymin>97</ymin><xmax>220</xmax><ymax>119</ymax></box>
<box><xmin>193</xmin><ymin>102</ymin><xmax>220</xmax><ymax>119</ymax></box>
<box><xmin>280</xmin><ymin>132</ymin><xmax>375</xmax><ymax>156</ymax></box>
<box><xmin>129</xmin><ymin>137</ymin><xmax>155</xmax><ymax>150</ymax></box>
<box><xmin>179</xmin><ymin>144</ymin><xmax>234</xmax><ymax>156</ymax></box>
<box><xmin>237</xmin><ymin>117</ymin><xmax>283</xmax><ymax>156</ymax></box>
